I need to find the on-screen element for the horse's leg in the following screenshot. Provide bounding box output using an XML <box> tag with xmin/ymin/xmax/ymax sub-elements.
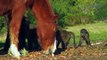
<box><xmin>9</xmin><ymin>6</ymin><xmax>26</xmax><ymax>58</ymax></box>
<box><xmin>32</xmin><ymin>0</ymin><xmax>57</xmax><ymax>56</ymax></box>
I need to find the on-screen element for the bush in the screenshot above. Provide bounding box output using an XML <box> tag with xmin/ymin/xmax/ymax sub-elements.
<box><xmin>50</xmin><ymin>0</ymin><xmax>96</xmax><ymax>27</ymax></box>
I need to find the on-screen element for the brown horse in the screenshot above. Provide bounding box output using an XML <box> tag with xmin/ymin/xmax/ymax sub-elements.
<box><xmin>0</xmin><ymin>0</ymin><xmax>58</xmax><ymax>58</ymax></box>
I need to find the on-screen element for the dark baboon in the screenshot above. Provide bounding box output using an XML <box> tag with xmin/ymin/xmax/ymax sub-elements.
<box><xmin>56</xmin><ymin>29</ymin><xmax>76</xmax><ymax>50</ymax></box>
<box><xmin>17</xmin><ymin>18</ymin><xmax>41</xmax><ymax>51</ymax></box>
<box><xmin>27</xmin><ymin>26</ymin><xmax>41</xmax><ymax>51</ymax></box>
<box><xmin>78</xmin><ymin>29</ymin><xmax>91</xmax><ymax>47</ymax></box>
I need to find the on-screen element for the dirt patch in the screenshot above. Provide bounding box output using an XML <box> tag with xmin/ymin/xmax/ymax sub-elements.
<box><xmin>0</xmin><ymin>44</ymin><xmax>107</xmax><ymax>60</ymax></box>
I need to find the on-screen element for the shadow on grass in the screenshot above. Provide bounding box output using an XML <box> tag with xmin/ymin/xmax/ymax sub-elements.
<box><xmin>0</xmin><ymin>42</ymin><xmax>4</xmax><ymax>49</ymax></box>
<box><xmin>0</xmin><ymin>42</ymin><xmax>7</xmax><ymax>55</ymax></box>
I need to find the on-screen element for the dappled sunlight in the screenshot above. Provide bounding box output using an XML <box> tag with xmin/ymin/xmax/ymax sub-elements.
<box><xmin>0</xmin><ymin>34</ymin><xmax>6</xmax><ymax>49</ymax></box>
<box><xmin>0</xmin><ymin>34</ymin><xmax>6</xmax><ymax>43</ymax></box>
<box><xmin>66</xmin><ymin>22</ymin><xmax>107</xmax><ymax>33</ymax></box>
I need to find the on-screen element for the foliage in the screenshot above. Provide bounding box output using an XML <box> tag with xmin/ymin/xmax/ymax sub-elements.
<box><xmin>0</xmin><ymin>16</ymin><xmax>7</xmax><ymax>34</ymax></box>
<box><xmin>0</xmin><ymin>0</ymin><xmax>107</xmax><ymax>33</ymax></box>
<box><xmin>20</xmin><ymin>48</ymin><xmax>28</xmax><ymax>56</ymax></box>
<box><xmin>50</xmin><ymin>0</ymin><xmax>96</xmax><ymax>27</ymax></box>
<box><xmin>25</xmin><ymin>9</ymin><xmax>37</xmax><ymax>25</ymax></box>
<box><xmin>95</xmin><ymin>0</ymin><xmax>107</xmax><ymax>20</ymax></box>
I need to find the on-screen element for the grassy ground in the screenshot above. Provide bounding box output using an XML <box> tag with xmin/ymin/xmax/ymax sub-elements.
<box><xmin>0</xmin><ymin>21</ymin><xmax>107</xmax><ymax>48</ymax></box>
<box><xmin>0</xmin><ymin>21</ymin><xmax>107</xmax><ymax>60</ymax></box>
<box><xmin>0</xmin><ymin>22</ymin><xmax>107</xmax><ymax>42</ymax></box>
<box><xmin>65</xmin><ymin>21</ymin><xmax>107</xmax><ymax>44</ymax></box>
<box><xmin>0</xmin><ymin>44</ymin><xmax>107</xmax><ymax>60</ymax></box>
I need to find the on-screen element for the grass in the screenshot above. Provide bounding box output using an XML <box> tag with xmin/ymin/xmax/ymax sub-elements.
<box><xmin>65</xmin><ymin>21</ymin><xmax>107</xmax><ymax>44</ymax></box>
<box><xmin>0</xmin><ymin>21</ymin><xmax>107</xmax><ymax>47</ymax></box>
<box><xmin>0</xmin><ymin>34</ymin><xmax>6</xmax><ymax>48</ymax></box>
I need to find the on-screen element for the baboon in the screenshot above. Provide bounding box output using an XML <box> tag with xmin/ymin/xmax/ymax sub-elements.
<box><xmin>27</xmin><ymin>26</ymin><xmax>41</xmax><ymax>51</ymax></box>
<box><xmin>27</xmin><ymin>28</ymin><xmax>76</xmax><ymax>51</ymax></box>
<box><xmin>18</xmin><ymin>17</ymin><xmax>29</xmax><ymax>50</ymax></box>
<box><xmin>56</xmin><ymin>29</ymin><xmax>76</xmax><ymax>50</ymax></box>
<box><xmin>18</xmin><ymin>17</ymin><xmax>41</xmax><ymax>51</ymax></box>
<box><xmin>78</xmin><ymin>29</ymin><xmax>91</xmax><ymax>47</ymax></box>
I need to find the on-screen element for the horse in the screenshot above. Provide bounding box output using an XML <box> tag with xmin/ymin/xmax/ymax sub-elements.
<box><xmin>3</xmin><ymin>17</ymin><xmax>41</xmax><ymax>52</ymax></box>
<box><xmin>0</xmin><ymin>0</ymin><xmax>58</xmax><ymax>58</ymax></box>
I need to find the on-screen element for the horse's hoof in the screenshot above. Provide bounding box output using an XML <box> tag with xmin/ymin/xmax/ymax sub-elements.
<box><xmin>50</xmin><ymin>39</ymin><xmax>57</xmax><ymax>56</ymax></box>
<box><xmin>8</xmin><ymin>44</ymin><xmax>21</xmax><ymax>58</ymax></box>
<box><xmin>42</xmin><ymin>50</ymin><xmax>49</xmax><ymax>55</ymax></box>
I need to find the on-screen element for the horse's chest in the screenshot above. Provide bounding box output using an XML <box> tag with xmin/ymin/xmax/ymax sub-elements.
<box><xmin>0</xmin><ymin>0</ymin><xmax>12</xmax><ymax>15</ymax></box>
<box><xmin>0</xmin><ymin>6</ymin><xmax>9</xmax><ymax>15</ymax></box>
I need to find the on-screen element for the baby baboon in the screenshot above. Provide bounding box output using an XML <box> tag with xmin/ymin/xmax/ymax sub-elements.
<box><xmin>27</xmin><ymin>26</ymin><xmax>41</xmax><ymax>51</ymax></box>
<box><xmin>18</xmin><ymin>19</ymin><xmax>41</xmax><ymax>51</ymax></box>
<box><xmin>78</xmin><ymin>29</ymin><xmax>91</xmax><ymax>47</ymax></box>
<box><xmin>56</xmin><ymin>29</ymin><xmax>76</xmax><ymax>50</ymax></box>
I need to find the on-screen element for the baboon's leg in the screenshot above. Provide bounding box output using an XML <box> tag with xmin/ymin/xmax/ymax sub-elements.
<box><xmin>78</xmin><ymin>37</ymin><xmax>82</xmax><ymax>47</ymax></box>
<box><xmin>73</xmin><ymin>34</ymin><xmax>76</xmax><ymax>48</ymax></box>
<box><xmin>18</xmin><ymin>17</ymin><xmax>29</xmax><ymax>50</ymax></box>
<box><xmin>66</xmin><ymin>38</ymin><xmax>72</xmax><ymax>48</ymax></box>
<box><xmin>18</xmin><ymin>33</ymin><xmax>26</xmax><ymax>50</ymax></box>
<box><xmin>66</xmin><ymin>39</ymin><xmax>70</xmax><ymax>47</ymax></box>
<box><xmin>88</xmin><ymin>40</ymin><xmax>91</xmax><ymax>45</ymax></box>
<box><xmin>56</xmin><ymin>41</ymin><xmax>60</xmax><ymax>48</ymax></box>
<box><xmin>85</xmin><ymin>38</ymin><xmax>91</xmax><ymax>46</ymax></box>
<box><xmin>27</xmin><ymin>35</ymin><xmax>34</xmax><ymax>51</ymax></box>
<box><xmin>62</xmin><ymin>41</ymin><xmax>67</xmax><ymax>50</ymax></box>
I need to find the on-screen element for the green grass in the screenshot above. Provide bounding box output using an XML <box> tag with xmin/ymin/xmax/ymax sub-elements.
<box><xmin>0</xmin><ymin>34</ymin><xmax>6</xmax><ymax>48</ymax></box>
<box><xmin>0</xmin><ymin>34</ymin><xmax>6</xmax><ymax>42</ymax></box>
<box><xmin>0</xmin><ymin>21</ymin><xmax>107</xmax><ymax>48</ymax></box>
<box><xmin>65</xmin><ymin>21</ymin><xmax>107</xmax><ymax>43</ymax></box>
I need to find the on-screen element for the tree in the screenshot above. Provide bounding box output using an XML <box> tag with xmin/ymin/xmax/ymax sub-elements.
<box><xmin>51</xmin><ymin>0</ymin><xmax>96</xmax><ymax>27</ymax></box>
<box><xmin>95</xmin><ymin>0</ymin><xmax>107</xmax><ymax>20</ymax></box>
